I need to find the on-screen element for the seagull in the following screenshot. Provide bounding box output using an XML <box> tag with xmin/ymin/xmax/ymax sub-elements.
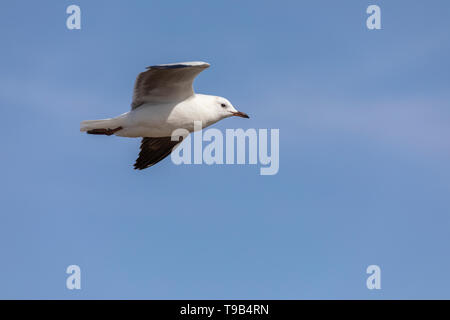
<box><xmin>80</xmin><ymin>61</ymin><xmax>249</xmax><ymax>170</ymax></box>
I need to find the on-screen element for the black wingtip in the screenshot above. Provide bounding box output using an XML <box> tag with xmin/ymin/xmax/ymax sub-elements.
<box><xmin>132</xmin><ymin>136</ymin><xmax>183</xmax><ymax>171</ymax></box>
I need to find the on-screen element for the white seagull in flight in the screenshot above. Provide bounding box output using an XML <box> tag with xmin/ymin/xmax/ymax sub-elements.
<box><xmin>80</xmin><ymin>61</ymin><xmax>249</xmax><ymax>170</ymax></box>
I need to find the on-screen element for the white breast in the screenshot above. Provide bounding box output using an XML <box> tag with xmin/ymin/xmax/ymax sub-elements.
<box><xmin>115</xmin><ymin>95</ymin><xmax>220</xmax><ymax>138</ymax></box>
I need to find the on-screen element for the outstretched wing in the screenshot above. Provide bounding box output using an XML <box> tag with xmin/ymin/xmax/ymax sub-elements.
<box><xmin>133</xmin><ymin>136</ymin><xmax>183</xmax><ymax>170</ymax></box>
<box><xmin>131</xmin><ymin>61</ymin><xmax>210</xmax><ymax>109</ymax></box>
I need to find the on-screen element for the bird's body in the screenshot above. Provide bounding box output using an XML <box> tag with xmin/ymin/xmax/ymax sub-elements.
<box><xmin>82</xmin><ymin>94</ymin><xmax>225</xmax><ymax>138</ymax></box>
<box><xmin>80</xmin><ymin>61</ymin><xmax>249</xmax><ymax>170</ymax></box>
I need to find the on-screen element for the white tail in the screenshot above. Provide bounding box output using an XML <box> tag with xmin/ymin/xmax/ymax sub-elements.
<box><xmin>80</xmin><ymin>118</ymin><xmax>120</xmax><ymax>132</ymax></box>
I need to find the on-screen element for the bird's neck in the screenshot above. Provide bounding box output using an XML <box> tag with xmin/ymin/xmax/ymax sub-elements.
<box><xmin>192</xmin><ymin>94</ymin><xmax>222</xmax><ymax>127</ymax></box>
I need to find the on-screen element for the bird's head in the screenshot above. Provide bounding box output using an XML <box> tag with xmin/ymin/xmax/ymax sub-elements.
<box><xmin>214</xmin><ymin>96</ymin><xmax>249</xmax><ymax>120</ymax></box>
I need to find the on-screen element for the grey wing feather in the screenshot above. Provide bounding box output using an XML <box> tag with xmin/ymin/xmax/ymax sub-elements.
<box><xmin>131</xmin><ymin>61</ymin><xmax>210</xmax><ymax>109</ymax></box>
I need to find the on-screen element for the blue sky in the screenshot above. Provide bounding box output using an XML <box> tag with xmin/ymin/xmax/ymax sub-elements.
<box><xmin>1</xmin><ymin>0</ymin><xmax>450</xmax><ymax>299</ymax></box>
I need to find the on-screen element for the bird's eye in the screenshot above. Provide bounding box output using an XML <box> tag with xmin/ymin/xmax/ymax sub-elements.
<box><xmin>221</xmin><ymin>103</ymin><xmax>226</xmax><ymax>108</ymax></box>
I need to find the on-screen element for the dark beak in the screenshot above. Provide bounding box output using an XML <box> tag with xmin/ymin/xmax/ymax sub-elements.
<box><xmin>232</xmin><ymin>111</ymin><xmax>250</xmax><ymax>119</ymax></box>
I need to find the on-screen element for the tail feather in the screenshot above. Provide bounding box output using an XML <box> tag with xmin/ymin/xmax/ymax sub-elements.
<box><xmin>80</xmin><ymin>119</ymin><xmax>114</xmax><ymax>131</ymax></box>
<box><xmin>80</xmin><ymin>117</ymin><xmax>125</xmax><ymax>136</ymax></box>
